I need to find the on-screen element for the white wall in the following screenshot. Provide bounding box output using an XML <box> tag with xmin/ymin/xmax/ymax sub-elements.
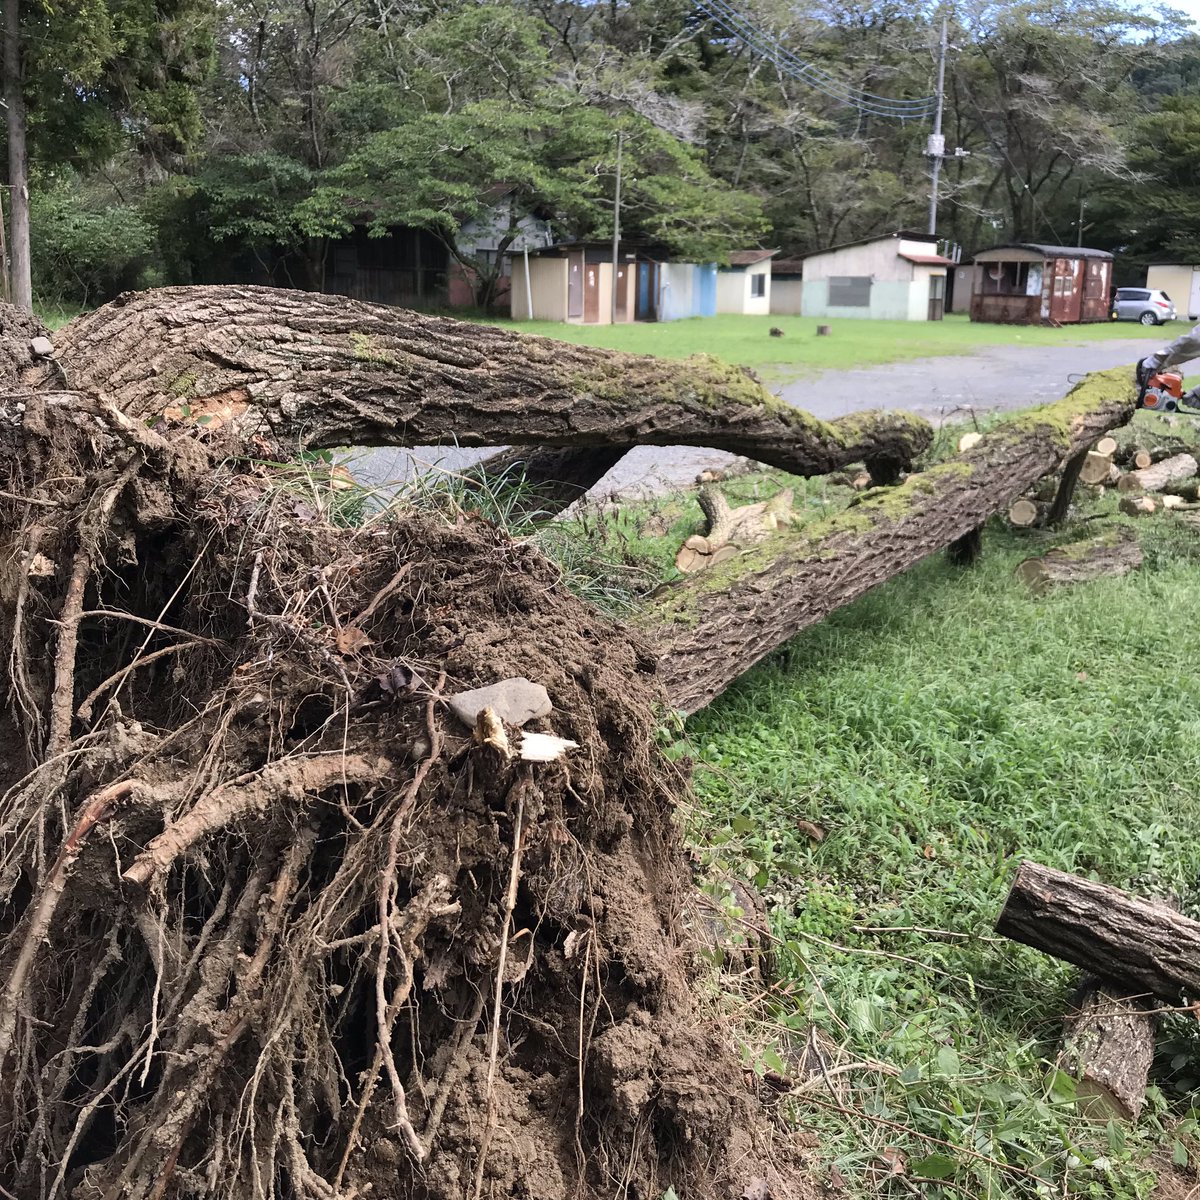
<box><xmin>659</xmin><ymin>262</ymin><xmax>695</xmax><ymax>321</ymax></box>
<box><xmin>717</xmin><ymin>262</ymin><xmax>772</xmax><ymax>314</ymax></box>
<box><xmin>1147</xmin><ymin>265</ymin><xmax>1200</xmax><ymax>318</ymax></box>
<box><xmin>801</xmin><ymin>279</ymin><xmax>914</xmax><ymax>320</ymax></box>
<box><xmin>770</xmin><ymin>278</ymin><xmax>803</xmax><ymax>315</ymax></box>
<box><xmin>510</xmin><ymin>256</ymin><xmax>566</xmax><ymax>320</ymax></box>
<box><xmin>803</xmin><ymin>237</ymin><xmax>933</xmax><ymax>284</ymax></box>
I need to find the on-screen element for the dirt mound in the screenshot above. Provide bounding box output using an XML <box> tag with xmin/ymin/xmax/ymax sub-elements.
<box><xmin>0</xmin><ymin>393</ymin><xmax>807</xmax><ymax>1199</ymax></box>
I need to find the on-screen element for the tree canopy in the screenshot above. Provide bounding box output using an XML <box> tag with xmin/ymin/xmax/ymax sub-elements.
<box><xmin>3</xmin><ymin>0</ymin><xmax>1196</xmax><ymax>306</ymax></box>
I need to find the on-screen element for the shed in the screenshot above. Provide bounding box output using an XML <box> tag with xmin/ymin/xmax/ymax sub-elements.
<box><xmin>970</xmin><ymin>244</ymin><xmax>1112</xmax><ymax>324</ymax></box>
<box><xmin>769</xmin><ymin>259</ymin><xmax>805</xmax><ymax>316</ymax></box>
<box><xmin>658</xmin><ymin>262</ymin><xmax>718</xmax><ymax>321</ymax></box>
<box><xmin>510</xmin><ymin>242</ymin><xmax>645</xmax><ymax>324</ymax></box>
<box><xmin>799</xmin><ymin>232</ymin><xmax>952</xmax><ymax>321</ymax></box>
<box><xmin>717</xmin><ymin>250</ymin><xmax>777</xmax><ymax>314</ymax></box>
<box><xmin>1146</xmin><ymin>264</ymin><xmax>1200</xmax><ymax>320</ymax></box>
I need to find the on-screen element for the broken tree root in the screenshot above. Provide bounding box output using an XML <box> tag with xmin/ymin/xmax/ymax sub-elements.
<box><xmin>675</xmin><ymin>483</ymin><xmax>796</xmax><ymax>573</ymax></box>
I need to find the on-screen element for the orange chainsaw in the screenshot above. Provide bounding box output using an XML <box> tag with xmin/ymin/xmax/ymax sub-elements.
<box><xmin>1137</xmin><ymin>369</ymin><xmax>1200</xmax><ymax>415</ymax></box>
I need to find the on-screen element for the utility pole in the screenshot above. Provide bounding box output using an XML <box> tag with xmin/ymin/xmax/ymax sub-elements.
<box><xmin>927</xmin><ymin>11</ymin><xmax>948</xmax><ymax>237</ymax></box>
<box><xmin>611</xmin><ymin>130</ymin><xmax>623</xmax><ymax>324</ymax></box>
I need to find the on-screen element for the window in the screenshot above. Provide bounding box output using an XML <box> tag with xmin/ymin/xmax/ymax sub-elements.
<box><xmin>1117</xmin><ymin>289</ymin><xmax>1150</xmax><ymax>301</ymax></box>
<box><xmin>750</xmin><ymin>273</ymin><xmax>766</xmax><ymax>298</ymax></box>
<box><xmin>828</xmin><ymin>276</ymin><xmax>872</xmax><ymax>307</ymax></box>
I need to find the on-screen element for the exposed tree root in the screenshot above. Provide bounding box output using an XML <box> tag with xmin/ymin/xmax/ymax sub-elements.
<box><xmin>0</xmin><ymin>354</ymin><xmax>805</xmax><ymax>1200</ymax></box>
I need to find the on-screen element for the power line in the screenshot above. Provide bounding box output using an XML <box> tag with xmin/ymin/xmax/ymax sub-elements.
<box><xmin>695</xmin><ymin>0</ymin><xmax>938</xmax><ymax>120</ymax></box>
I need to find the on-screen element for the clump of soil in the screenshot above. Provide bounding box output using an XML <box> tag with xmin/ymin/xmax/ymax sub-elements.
<box><xmin>0</xmin><ymin>384</ymin><xmax>807</xmax><ymax>1199</ymax></box>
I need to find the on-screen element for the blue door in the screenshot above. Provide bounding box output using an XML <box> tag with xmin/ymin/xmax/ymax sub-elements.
<box><xmin>636</xmin><ymin>263</ymin><xmax>654</xmax><ymax>320</ymax></box>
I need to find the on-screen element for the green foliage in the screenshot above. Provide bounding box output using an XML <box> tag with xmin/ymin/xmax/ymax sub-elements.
<box><xmin>30</xmin><ymin>176</ymin><xmax>156</xmax><ymax>305</ymax></box>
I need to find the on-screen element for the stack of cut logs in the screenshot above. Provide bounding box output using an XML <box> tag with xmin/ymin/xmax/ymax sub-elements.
<box><xmin>1007</xmin><ymin>435</ymin><xmax>1200</xmax><ymax>527</ymax></box>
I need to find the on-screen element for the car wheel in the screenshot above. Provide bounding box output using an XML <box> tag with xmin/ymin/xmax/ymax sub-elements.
<box><xmin>1140</xmin><ymin>311</ymin><xmax>1159</xmax><ymax>326</ymax></box>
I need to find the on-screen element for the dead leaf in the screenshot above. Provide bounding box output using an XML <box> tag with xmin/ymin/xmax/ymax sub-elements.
<box><xmin>1076</xmin><ymin>671</ymin><xmax>1089</xmax><ymax>682</ymax></box>
<box><xmin>742</xmin><ymin>1177</ymin><xmax>771</xmax><ymax>1200</ymax></box>
<box><xmin>796</xmin><ymin>820</ymin><xmax>826</xmax><ymax>843</ymax></box>
<box><xmin>27</xmin><ymin>553</ymin><xmax>55</xmax><ymax>578</ymax></box>
<box><xmin>828</xmin><ymin>1165</ymin><xmax>847</xmax><ymax>1191</ymax></box>
<box><xmin>375</xmin><ymin>663</ymin><xmax>413</xmax><ymax>697</ymax></box>
<box><xmin>334</xmin><ymin>625</ymin><xmax>373</xmax><ymax>655</ymax></box>
<box><xmin>882</xmin><ymin>1147</ymin><xmax>907</xmax><ymax>1175</ymax></box>
<box><xmin>923</xmin><ymin>845</ymin><xmax>936</xmax><ymax>859</ymax></box>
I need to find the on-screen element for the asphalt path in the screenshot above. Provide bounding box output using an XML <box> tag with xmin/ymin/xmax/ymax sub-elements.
<box><xmin>351</xmin><ymin>336</ymin><xmax>1157</xmax><ymax>500</ymax></box>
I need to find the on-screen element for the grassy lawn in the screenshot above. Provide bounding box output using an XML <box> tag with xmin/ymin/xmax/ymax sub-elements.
<box><xmin>493</xmin><ymin>312</ymin><xmax>1172</xmax><ymax>376</ymax></box>
<box><xmin>660</xmin><ymin>458</ymin><xmax>1200</xmax><ymax>1200</ymax></box>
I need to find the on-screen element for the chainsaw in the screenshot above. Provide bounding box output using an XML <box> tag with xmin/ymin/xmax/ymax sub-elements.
<box><xmin>1137</xmin><ymin>369</ymin><xmax>1200</xmax><ymax>416</ymax></box>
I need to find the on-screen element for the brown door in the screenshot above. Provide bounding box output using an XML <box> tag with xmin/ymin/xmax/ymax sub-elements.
<box><xmin>615</xmin><ymin>264</ymin><xmax>630</xmax><ymax>322</ymax></box>
<box><xmin>583</xmin><ymin>264</ymin><xmax>601</xmax><ymax>323</ymax></box>
<box><xmin>1050</xmin><ymin>259</ymin><xmax>1075</xmax><ymax>323</ymax></box>
<box><xmin>567</xmin><ymin>250</ymin><xmax>584</xmax><ymax>319</ymax></box>
<box><xmin>1081</xmin><ymin>259</ymin><xmax>1108</xmax><ymax>321</ymax></box>
<box><xmin>927</xmin><ymin>273</ymin><xmax>946</xmax><ymax>321</ymax></box>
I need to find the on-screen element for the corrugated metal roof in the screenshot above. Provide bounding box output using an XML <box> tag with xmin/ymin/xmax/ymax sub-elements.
<box><xmin>771</xmin><ymin>258</ymin><xmax>805</xmax><ymax>274</ymax></box>
<box><xmin>975</xmin><ymin>243</ymin><xmax>1113</xmax><ymax>261</ymax></box>
<box><xmin>726</xmin><ymin>249</ymin><xmax>779</xmax><ymax>266</ymax></box>
<box><xmin>804</xmin><ymin>230</ymin><xmax>937</xmax><ymax>258</ymax></box>
<box><xmin>901</xmin><ymin>252</ymin><xmax>955</xmax><ymax>266</ymax></box>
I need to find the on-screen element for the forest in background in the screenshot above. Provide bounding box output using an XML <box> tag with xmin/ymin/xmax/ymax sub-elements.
<box><xmin>6</xmin><ymin>0</ymin><xmax>1200</xmax><ymax>309</ymax></box>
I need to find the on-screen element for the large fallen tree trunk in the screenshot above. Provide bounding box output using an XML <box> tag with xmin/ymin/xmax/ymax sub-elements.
<box><xmin>39</xmin><ymin>285</ymin><xmax>932</xmax><ymax>477</ymax></box>
<box><xmin>1015</xmin><ymin>530</ymin><xmax>1143</xmax><ymax>595</ymax></box>
<box><xmin>996</xmin><ymin>861</ymin><xmax>1200</xmax><ymax>1004</ymax></box>
<box><xmin>0</xmin><ymin>296</ymin><xmax>808</xmax><ymax>1200</ymax></box>
<box><xmin>647</xmin><ymin>368</ymin><xmax>1137</xmax><ymax>713</ymax></box>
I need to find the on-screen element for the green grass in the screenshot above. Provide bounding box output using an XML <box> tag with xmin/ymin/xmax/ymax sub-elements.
<box><xmin>491</xmin><ymin>312</ymin><xmax>1170</xmax><ymax>377</ymax></box>
<box><xmin>677</xmin><ymin>495</ymin><xmax>1200</xmax><ymax>1200</ymax></box>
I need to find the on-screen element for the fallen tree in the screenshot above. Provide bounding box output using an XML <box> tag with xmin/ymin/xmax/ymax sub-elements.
<box><xmin>0</xmin><ymin>294</ymin><xmax>811</xmax><ymax>1200</ymax></box>
<box><xmin>1014</xmin><ymin>530</ymin><xmax>1143</xmax><ymax>595</ymax></box>
<box><xmin>646</xmin><ymin>368</ymin><xmax>1137</xmax><ymax>713</ymax></box>
<box><xmin>42</xmin><ymin>285</ymin><xmax>932</xmax><ymax>479</ymax></box>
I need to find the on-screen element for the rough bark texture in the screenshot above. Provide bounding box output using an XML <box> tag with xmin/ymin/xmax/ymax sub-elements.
<box><xmin>465</xmin><ymin>446</ymin><xmax>628</xmax><ymax>515</ymax></box>
<box><xmin>40</xmin><ymin>285</ymin><xmax>932</xmax><ymax>476</ymax></box>
<box><xmin>1117</xmin><ymin>453</ymin><xmax>1199</xmax><ymax>494</ymax></box>
<box><xmin>1015</xmin><ymin>530</ymin><xmax>1143</xmax><ymax>595</ymax></box>
<box><xmin>1058</xmin><ymin>979</ymin><xmax>1157</xmax><ymax>1121</ymax></box>
<box><xmin>996</xmin><ymin>861</ymin><xmax>1200</xmax><ymax>1004</ymax></box>
<box><xmin>648</xmin><ymin>368</ymin><xmax>1137</xmax><ymax>714</ymax></box>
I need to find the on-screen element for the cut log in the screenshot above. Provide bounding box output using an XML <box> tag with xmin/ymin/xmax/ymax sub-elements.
<box><xmin>995</xmin><ymin>860</ymin><xmax>1200</xmax><ymax>1004</ymax></box>
<box><xmin>1079</xmin><ymin>451</ymin><xmax>1114</xmax><ymax>486</ymax></box>
<box><xmin>958</xmin><ymin>431</ymin><xmax>983</xmax><ymax>453</ymax></box>
<box><xmin>1116</xmin><ymin>444</ymin><xmax>1152</xmax><ymax>470</ymax></box>
<box><xmin>1057</xmin><ymin>979</ymin><xmax>1156</xmax><ymax>1121</ymax></box>
<box><xmin>675</xmin><ymin>485</ymin><xmax>795</xmax><ymax>573</ymax></box>
<box><xmin>1008</xmin><ymin>498</ymin><xmax>1042</xmax><ymax>528</ymax></box>
<box><xmin>1014</xmin><ymin>530</ymin><xmax>1143</xmax><ymax>595</ymax></box>
<box><xmin>1117</xmin><ymin>452</ymin><xmax>1199</xmax><ymax>495</ymax></box>
<box><xmin>1094</xmin><ymin>436</ymin><xmax>1118</xmax><ymax>458</ymax></box>
<box><xmin>649</xmin><ymin>368</ymin><xmax>1138</xmax><ymax>712</ymax></box>
<box><xmin>41</xmin><ymin>286</ymin><xmax>932</xmax><ymax>478</ymax></box>
<box><xmin>1119</xmin><ymin>495</ymin><xmax>1157</xmax><ymax>517</ymax></box>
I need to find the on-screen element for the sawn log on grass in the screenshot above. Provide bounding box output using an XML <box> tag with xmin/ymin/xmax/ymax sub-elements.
<box><xmin>647</xmin><ymin>367</ymin><xmax>1137</xmax><ymax>713</ymax></box>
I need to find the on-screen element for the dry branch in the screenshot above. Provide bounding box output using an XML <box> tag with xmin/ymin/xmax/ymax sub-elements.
<box><xmin>1117</xmin><ymin>452</ymin><xmax>1199</xmax><ymax>495</ymax></box>
<box><xmin>648</xmin><ymin>368</ymin><xmax>1137</xmax><ymax>713</ymax></box>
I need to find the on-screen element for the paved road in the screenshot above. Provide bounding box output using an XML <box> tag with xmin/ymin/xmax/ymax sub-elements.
<box><xmin>352</xmin><ymin>337</ymin><xmax>1156</xmax><ymax>500</ymax></box>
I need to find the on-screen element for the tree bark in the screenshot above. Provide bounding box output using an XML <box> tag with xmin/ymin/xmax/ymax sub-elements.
<box><xmin>1014</xmin><ymin>531</ymin><xmax>1143</xmax><ymax>595</ymax></box>
<box><xmin>995</xmin><ymin>860</ymin><xmax>1200</xmax><ymax>1005</ymax></box>
<box><xmin>43</xmin><ymin>286</ymin><xmax>932</xmax><ymax>475</ymax></box>
<box><xmin>1045</xmin><ymin>448</ymin><xmax>1088</xmax><ymax>527</ymax></box>
<box><xmin>463</xmin><ymin>446</ymin><xmax>628</xmax><ymax>516</ymax></box>
<box><xmin>1117</xmin><ymin>453</ymin><xmax>1198</xmax><ymax>495</ymax></box>
<box><xmin>648</xmin><ymin>369</ymin><xmax>1136</xmax><ymax>713</ymax></box>
<box><xmin>3</xmin><ymin>0</ymin><xmax>32</xmax><ymax>312</ymax></box>
<box><xmin>1058</xmin><ymin>979</ymin><xmax>1157</xmax><ymax>1121</ymax></box>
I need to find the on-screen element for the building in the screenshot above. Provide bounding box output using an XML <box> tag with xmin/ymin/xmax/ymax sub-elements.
<box><xmin>948</xmin><ymin>263</ymin><xmax>977</xmax><ymax>314</ymax></box>
<box><xmin>1146</xmin><ymin>264</ymin><xmax>1200</xmax><ymax>320</ymax></box>
<box><xmin>657</xmin><ymin>262</ymin><xmax>718</xmax><ymax>321</ymax></box>
<box><xmin>717</xmin><ymin>250</ymin><xmax>777</xmax><ymax>314</ymax></box>
<box><xmin>509</xmin><ymin>244</ymin><xmax>720</xmax><ymax>324</ymax></box>
<box><xmin>969</xmin><ymin>244</ymin><xmax>1112</xmax><ymax>324</ymax></box>
<box><xmin>769</xmin><ymin>259</ymin><xmax>805</xmax><ymax>315</ymax></box>
<box><xmin>798</xmin><ymin>232</ymin><xmax>952</xmax><ymax>321</ymax></box>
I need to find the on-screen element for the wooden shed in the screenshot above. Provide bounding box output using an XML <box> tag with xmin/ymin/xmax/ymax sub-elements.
<box><xmin>970</xmin><ymin>244</ymin><xmax>1113</xmax><ymax>325</ymax></box>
